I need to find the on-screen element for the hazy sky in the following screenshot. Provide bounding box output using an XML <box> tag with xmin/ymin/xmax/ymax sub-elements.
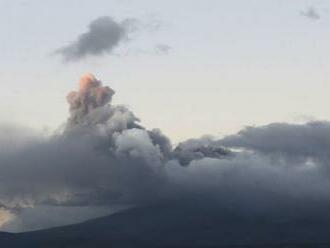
<box><xmin>1</xmin><ymin>0</ymin><xmax>330</xmax><ymax>141</ymax></box>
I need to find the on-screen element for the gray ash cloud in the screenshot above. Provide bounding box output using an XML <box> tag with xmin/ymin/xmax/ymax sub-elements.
<box><xmin>2</xmin><ymin>74</ymin><xmax>330</xmax><ymax>231</ymax></box>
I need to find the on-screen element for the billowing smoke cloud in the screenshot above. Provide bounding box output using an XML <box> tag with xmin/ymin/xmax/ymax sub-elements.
<box><xmin>0</xmin><ymin>74</ymin><xmax>174</xmax><ymax>221</ymax></box>
<box><xmin>2</xmin><ymin>74</ymin><xmax>330</xmax><ymax>231</ymax></box>
<box><xmin>220</xmin><ymin>122</ymin><xmax>330</xmax><ymax>168</ymax></box>
<box><xmin>66</xmin><ymin>73</ymin><xmax>115</xmax><ymax>125</ymax></box>
<box><xmin>300</xmin><ymin>7</ymin><xmax>321</xmax><ymax>20</ymax></box>
<box><xmin>173</xmin><ymin>136</ymin><xmax>231</xmax><ymax>165</ymax></box>
<box><xmin>56</xmin><ymin>17</ymin><xmax>138</xmax><ymax>61</ymax></box>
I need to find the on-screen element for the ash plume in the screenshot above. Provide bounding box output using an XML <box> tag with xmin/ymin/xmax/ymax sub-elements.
<box><xmin>173</xmin><ymin>136</ymin><xmax>231</xmax><ymax>166</ymax></box>
<box><xmin>2</xmin><ymin>74</ymin><xmax>330</xmax><ymax>231</ymax></box>
<box><xmin>66</xmin><ymin>73</ymin><xmax>115</xmax><ymax>126</ymax></box>
<box><xmin>220</xmin><ymin>121</ymin><xmax>330</xmax><ymax>168</ymax></box>
<box><xmin>0</xmin><ymin>74</ymin><xmax>175</xmax><ymax>216</ymax></box>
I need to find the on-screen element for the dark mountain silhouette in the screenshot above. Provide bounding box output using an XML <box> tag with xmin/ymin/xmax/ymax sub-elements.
<box><xmin>1</xmin><ymin>201</ymin><xmax>330</xmax><ymax>248</ymax></box>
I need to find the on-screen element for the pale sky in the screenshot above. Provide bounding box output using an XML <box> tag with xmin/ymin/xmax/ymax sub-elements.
<box><xmin>1</xmin><ymin>0</ymin><xmax>330</xmax><ymax>142</ymax></box>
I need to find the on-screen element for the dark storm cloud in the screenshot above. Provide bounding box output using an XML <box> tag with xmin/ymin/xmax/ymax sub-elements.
<box><xmin>300</xmin><ymin>7</ymin><xmax>321</xmax><ymax>20</ymax></box>
<box><xmin>55</xmin><ymin>16</ymin><xmax>138</xmax><ymax>61</ymax></box>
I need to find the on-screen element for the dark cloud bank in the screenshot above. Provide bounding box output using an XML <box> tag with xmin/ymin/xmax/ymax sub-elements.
<box><xmin>2</xmin><ymin>74</ymin><xmax>330</xmax><ymax>231</ymax></box>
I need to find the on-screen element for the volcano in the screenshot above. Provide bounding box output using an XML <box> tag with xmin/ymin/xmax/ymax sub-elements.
<box><xmin>0</xmin><ymin>201</ymin><xmax>330</xmax><ymax>248</ymax></box>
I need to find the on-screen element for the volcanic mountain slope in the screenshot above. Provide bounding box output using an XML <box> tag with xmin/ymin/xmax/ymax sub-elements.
<box><xmin>1</xmin><ymin>201</ymin><xmax>330</xmax><ymax>248</ymax></box>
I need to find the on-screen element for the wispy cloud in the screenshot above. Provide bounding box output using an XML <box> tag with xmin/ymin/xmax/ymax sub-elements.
<box><xmin>155</xmin><ymin>44</ymin><xmax>172</xmax><ymax>54</ymax></box>
<box><xmin>55</xmin><ymin>16</ymin><xmax>138</xmax><ymax>62</ymax></box>
<box><xmin>300</xmin><ymin>6</ymin><xmax>321</xmax><ymax>20</ymax></box>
